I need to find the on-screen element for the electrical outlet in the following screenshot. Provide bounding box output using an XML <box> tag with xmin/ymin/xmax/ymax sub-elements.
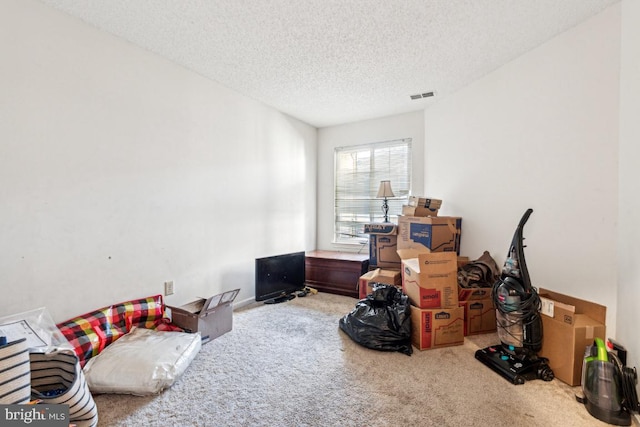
<box><xmin>164</xmin><ymin>280</ymin><xmax>174</xmax><ymax>296</ymax></box>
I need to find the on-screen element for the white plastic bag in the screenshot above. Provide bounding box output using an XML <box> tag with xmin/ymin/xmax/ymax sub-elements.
<box><xmin>0</xmin><ymin>307</ymin><xmax>73</xmax><ymax>353</ymax></box>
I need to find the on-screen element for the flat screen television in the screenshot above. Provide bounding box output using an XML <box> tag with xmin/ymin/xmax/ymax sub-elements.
<box><xmin>255</xmin><ymin>251</ymin><xmax>306</xmax><ymax>304</ymax></box>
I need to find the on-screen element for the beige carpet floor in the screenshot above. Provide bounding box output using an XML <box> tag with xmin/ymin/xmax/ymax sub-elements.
<box><xmin>93</xmin><ymin>292</ymin><xmax>615</xmax><ymax>426</ymax></box>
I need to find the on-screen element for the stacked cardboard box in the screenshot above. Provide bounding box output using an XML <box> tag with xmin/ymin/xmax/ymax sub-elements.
<box><xmin>397</xmin><ymin>215</ymin><xmax>462</xmax><ymax>258</ymax></box>
<box><xmin>458</xmin><ymin>287</ymin><xmax>496</xmax><ymax>336</ymax></box>
<box><xmin>456</xmin><ymin>255</ymin><xmax>496</xmax><ymax>336</ymax></box>
<box><xmin>363</xmin><ymin>223</ymin><xmax>401</xmax><ymax>269</ymax></box>
<box><xmin>401</xmin><ymin>252</ymin><xmax>464</xmax><ymax>350</ymax></box>
<box><xmin>397</xmin><ymin>196</ymin><xmax>461</xmax><ymax>257</ymax></box>
<box><xmin>364</xmin><ymin>196</ymin><xmax>459</xmax><ymax>269</ymax></box>
<box><xmin>397</xmin><ymin>196</ymin><xmax>462</xmax><ymax>259</ymax></box>
<box><xmin>395</xmin><ymin>195</ymin><xmax>465</xmax><ymax>350</ymax></box>
<box><xmin>357</xmin><ymin>268</ymin><xmax>402</xmax><ymax>299</ymax></box>
<box><xmin>402</xmin><ymin>196</ymin><xmax>442</xmax><ymax>217</ymax></box>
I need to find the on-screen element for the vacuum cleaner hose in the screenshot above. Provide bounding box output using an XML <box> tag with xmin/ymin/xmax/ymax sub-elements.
<box><xmin>609</xmin><ymin>352</ymin><xmax>640</xmax><ymax>413</ymax></box>
<box><xmin>621</xmin><ymin>366</ymin><xmax>639</xmax><ymax>413</ymax></box>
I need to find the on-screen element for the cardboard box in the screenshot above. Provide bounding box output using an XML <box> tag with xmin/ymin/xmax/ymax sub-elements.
<box><xmin>401</xmin><ymin>252</ymin><xmax>459</xmax><ymax>308</ymax></box>
<box><xmin>401</xmin><ymin>205</ymin><xmax>439</xmax><ymax>217</ymax></box>
<box><xmin>358</xmin><ymin>268</ymin><xmax>402</xmax><ymax>299</ymax></box>
<box><xmin>397</xmin><ymin>216</ymin><xmax>462</xmax><ymax>258</ymax></box>
<box><xmin>364</xmin><ymin>223</ymin><xmax>401</xmax><ymax>268</ymax></box>
<box><xmin>457</xmin><ymin>256</ymin><xmax>470</xmax><ymax>269</ymax></box>
<box><xmin>411</xmin><ymin>306</ymin><xmax>464</xmax><ymax>350</ymax></box>
<box><xmin>167</xmin><ymin>289</ymin><xmax>239</xmax><ymax>344</ymax></box>
<box><xmin>537</xmin><ymin>288</ymin><xmax>606</xmax><ymax>386</ymax></box>
<box><xmin>363</xmin><ymin>223</ymin><xmax>396</xmax><ymax>234</ymax></box>
<box><xmin>458</xmin><ymin>286</ymin><xmax>492</xmax><ymax>302</ymax></box>
<box><xmin>407</xmin><ymin>196</ymin><xmax>442</xmax><ymax>210</ymax></box>
<box><xmin>459</xmin><ymin>298</ymin><xmax>496</xmax><ymax>335</ymax></box>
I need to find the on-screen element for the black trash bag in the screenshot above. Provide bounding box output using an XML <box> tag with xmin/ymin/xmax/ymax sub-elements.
<box><xmin>339</xmin><ymin>284</ymin><xmax>413</xmax><ymax>356</ymax></box>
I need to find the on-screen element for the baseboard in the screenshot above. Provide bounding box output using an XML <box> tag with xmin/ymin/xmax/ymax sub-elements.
<box><xmin>234</xmin><ymin>297</ymin><xmax>257</xmax><ymax>310</ymax></box>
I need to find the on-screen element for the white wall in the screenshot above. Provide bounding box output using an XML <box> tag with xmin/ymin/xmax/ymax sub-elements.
<box><xmin>424</xmin><ymin>6</ymin><xmax>621</xmax><ymax>335</ymax></box>
<box><xmin>316</xmin><ymin>111</ymin><xmax>425</xmax><ymax>252</ymax></box>
<box><xmin>0</xmin><ymin>0</ymin><xmax>317</xmax><ymax>322</ymax></box>
<box><xmin>4</xmin><ymin>0</ymin><xmax>635</xmax><ymax>370</ymax></box>
<box><xmin>617</xmin><ymin>0</ymin><xmax>640</xmax><ymax>369</ymax></box>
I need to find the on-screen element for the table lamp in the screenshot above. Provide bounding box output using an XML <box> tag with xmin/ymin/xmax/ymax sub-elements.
<box><xmin>376</xmin><ymin>180</ymin><xmax>395</xmax><ymax>222</ymax></box>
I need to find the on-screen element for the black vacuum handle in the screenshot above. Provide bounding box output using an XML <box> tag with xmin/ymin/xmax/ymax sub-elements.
<box><xmin>517</xmin><ymin>208</ymin><xmax>533</xmax><ymax>230</ymax></box>
<box><xmin>512</xmin><ymin>208</ymin><xmax>533</xmax><ymax>291</ymax></box>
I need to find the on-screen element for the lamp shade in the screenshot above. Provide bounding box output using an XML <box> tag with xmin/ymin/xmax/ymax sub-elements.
<box><xmin>376</xmin><ymin>180</ymin><xmax>395</xmax><ymax>198</ymax></box>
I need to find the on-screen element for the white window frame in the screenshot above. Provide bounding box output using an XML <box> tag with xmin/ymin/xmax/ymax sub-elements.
<box><xmin>333</xmin><ymin>138</ymin><xmax>412</xmax><ymax>244</ymax></box>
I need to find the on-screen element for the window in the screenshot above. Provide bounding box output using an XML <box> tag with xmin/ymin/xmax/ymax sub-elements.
<box><xmin>334</xmin><ymin>138</ymin><xmax>412</xmax><ymax>244</ymax></box>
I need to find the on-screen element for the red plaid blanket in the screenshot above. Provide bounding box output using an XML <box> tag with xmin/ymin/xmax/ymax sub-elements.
<box><xmin>56</xmin><ymin>295</ymin><xmax>182</xmax><ymax>367</ymax></box>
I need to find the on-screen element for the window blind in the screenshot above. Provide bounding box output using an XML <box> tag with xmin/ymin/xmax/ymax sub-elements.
<box><xmin>334</xmin><ymin>138</ymin><xmax>411</xmax><ymax>244</ymax></box>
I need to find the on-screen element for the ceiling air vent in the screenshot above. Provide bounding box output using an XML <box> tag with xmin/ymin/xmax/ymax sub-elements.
<box><xmin>410</xmin><ymin>91</ymin><xmax>435</xmax><ymax>100</ymax></box>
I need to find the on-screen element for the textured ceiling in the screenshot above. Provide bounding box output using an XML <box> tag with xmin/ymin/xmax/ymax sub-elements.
<box><xmin>37</xmin><ymin>0</ymin><xmax>619</xmax><ymax>128</ymax></box>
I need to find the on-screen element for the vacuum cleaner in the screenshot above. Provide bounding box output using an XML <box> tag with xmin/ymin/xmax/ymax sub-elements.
<box><xmin>475</xmin><ymin>208</ymin><xmax>554</xmax><ymax>384</ymax></box>
<box><xmin>577</xmin><ymin>337</ymin><xmax>639</xmax><ymax>425</ymax></box>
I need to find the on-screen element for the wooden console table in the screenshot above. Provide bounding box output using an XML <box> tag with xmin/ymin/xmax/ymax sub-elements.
<box><xmin>305</xmin><ymin>250</ymin><xmax>369</xmax><ymax>298</ymax></box>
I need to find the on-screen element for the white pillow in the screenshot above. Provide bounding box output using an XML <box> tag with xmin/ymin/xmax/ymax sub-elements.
<box><xmin>83</xmin><ymin>327</ymin><xmax>201</xmax><ymax>396</ymax></box>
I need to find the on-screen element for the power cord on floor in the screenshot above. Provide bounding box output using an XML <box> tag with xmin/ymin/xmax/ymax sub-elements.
<box><xmin>296</xmin><ymin>286</ymin><xmax>318</xmax><ymax>297</ymax></box>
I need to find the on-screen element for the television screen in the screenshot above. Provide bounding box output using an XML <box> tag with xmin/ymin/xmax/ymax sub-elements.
<box><xmin>255</xmin><ymin>251</ymin><xmax>306</xmax><ymax>304</ymax></box>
